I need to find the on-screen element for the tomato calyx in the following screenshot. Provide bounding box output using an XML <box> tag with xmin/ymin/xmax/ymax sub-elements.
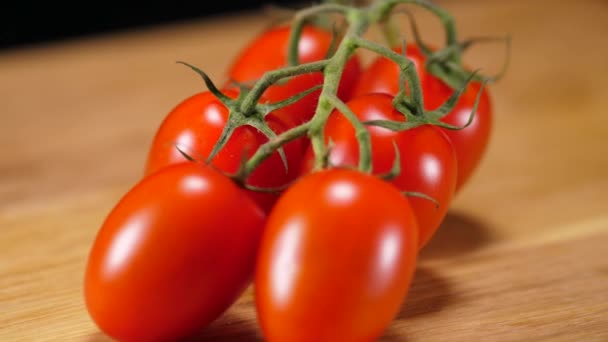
<box><xmin>177</xmin><ymin>61</ymin><xmax>323</xmax><ymax>176</ymax></box>
<box><xmin>385</xmin><ymin>7</ymin><xmax>511</xmax><ymax>90</ymax></box>
<box><xmin>403</xmin><ymin>191</ymin><xmax>440</xmax><ymax>209</ymax></box>
<box><xmin>376</xmin><ymin>140</ymin><xmax>401</xmax><ymax>180</ymax></box>
<box><xmin>364</xmin><ymin>70</ymin><xmax>488</xmax><ymax>132</ymax></box>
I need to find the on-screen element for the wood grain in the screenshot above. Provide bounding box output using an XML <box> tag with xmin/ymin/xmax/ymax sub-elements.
<box><xmin>2</xmin><ymin>0</ymin><xmax>608</xmax><ymax>341</ymax></box>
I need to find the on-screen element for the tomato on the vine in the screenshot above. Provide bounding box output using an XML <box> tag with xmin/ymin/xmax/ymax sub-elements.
<box><xmin>353</xmin><ymin>44</ymin><xmax>492</xmax><ymax>192</ymax></box>
<box><xmin>85</xmin><ymin>162</ymin><xmax>265</xmax><ymax>342</ymax></box>
<box><xmin>144</xmin><ymin>89</ymin><xmax>303</xmax><ymax>212</ymax></box>
<box><xmin>227</xmin><ymin>24</ymin><xmax>362</xmax><ymax>125</ymax></box>
<box><xmin>301</xmin><ymin>93</ymin><xmax>457</xmax><ymax>248</ymax></box>
<box><xmin>255</xmin><ymin>168</ymin><xmax>418</xmax><ymax>342</ymax></box>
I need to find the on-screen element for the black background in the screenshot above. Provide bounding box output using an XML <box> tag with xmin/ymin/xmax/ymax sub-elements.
<box><xmin>0</xmin><ymin>1</ymin><xmax>305</xmax><ymax>50</ymax></box>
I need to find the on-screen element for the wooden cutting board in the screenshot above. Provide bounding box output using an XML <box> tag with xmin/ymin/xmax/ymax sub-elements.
<box><xmin>2</xmin><ymin>0</ymin><xmax>608</xmax><ymax>340</ymax></box>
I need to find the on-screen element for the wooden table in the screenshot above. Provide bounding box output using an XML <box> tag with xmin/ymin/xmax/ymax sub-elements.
<box><xmin>2</xmin><ymin>0</ymin><xmax>608</xmax><ymax>340</ymax></box>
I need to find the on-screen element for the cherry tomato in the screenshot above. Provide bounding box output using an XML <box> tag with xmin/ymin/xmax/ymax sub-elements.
<box><xmin>255</xmin><ymin>168</ymin><xmax>418</xmax><ymax>342</ymax></box>
<box><xmin>85</xmin><ymin>162</ymin><xmax>265</xmax><ymax>342</ymax></box>
<box><xmin>353</xmin><ymin>44</ymin><xmax>492</xmax><ymax>192</ymax></box>
<box><xmin>227</xmin><ymin>24</ymin><xmax>362</xmax><ymax>125</ymax></box>
<box><xmin>301</xmin><ymin>93</ymin><xmax>457</xmax><ymax>248</ymax></box>
<box><xmin>144</xmin><ymin>89</ymin><xmax>303</xmax><ymax>212</ymax></box>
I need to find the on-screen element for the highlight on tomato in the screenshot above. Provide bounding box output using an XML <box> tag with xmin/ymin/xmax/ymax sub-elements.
<box><xmin>84</xmin><ymin>162</ymin><xmax>266</xmax><ymax>342</ymax></box>
<box><xmin>301</xmin><ymin>93</ymin><xmax>458</xmax><ymax>248</ymax></box>
<box><xmin>255</xmin><ymin>168</ymin><xmax>419</xmax><ymax>342</ymax></box>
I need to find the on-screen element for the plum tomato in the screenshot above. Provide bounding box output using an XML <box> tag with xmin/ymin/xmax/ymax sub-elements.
<box><xmin>301</xmin><ymin>93</ymin><xmax>458</xmax><ymax>248</ymax></box>
<box><xmin>255</xmin><ymin>168</ymin><xmax>418</xmax><ymax>342</ymax></box>
<box><xmin>84</xmin><ymin>162</ymin><xmax>266</xmax><ymax>341</ymax></box>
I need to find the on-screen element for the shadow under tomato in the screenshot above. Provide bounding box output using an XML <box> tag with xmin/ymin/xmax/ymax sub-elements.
<box><xmin>84</xmin><ymin>312</ymin><xmax>261</xmax><ymax>342</ymax></box>
<box><xmin>380</xmin><ymin>267</ymin><xmax>452</xmax><ymax>341</ymax></box>
<box><xmin>186</xmin><ymin>310</ymin><xmax>262</xmax><ymax>342</ymax></box>
<box><xmin>380</xmin><ymin>331</ymin><xmax>411</xmax><ymax>342</ymax></box>
<box><xmin>84</xmin><ymin>332</ymin><xmax>112</xmax><ymax>342</ymax></box>
<box><xmin>419</xmin><ymin>211</ymin><xmax>493</xmax><ymax>261</ymax></box>
<box><xmin>396</xmin><ymin>266</ymin><xmax>454</xmax><ymax>320</ymax></box>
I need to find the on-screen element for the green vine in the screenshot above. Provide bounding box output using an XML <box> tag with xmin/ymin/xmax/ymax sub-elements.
<box><xmin>179</xmin><ymin>0</ymin><xmax>494</xmax><ymax>190</ymax></box>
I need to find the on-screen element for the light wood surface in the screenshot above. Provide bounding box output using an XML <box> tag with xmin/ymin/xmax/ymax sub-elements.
<box><xmin>2</xmin><ymin>0</ymin><xmax>608</xmax><ymax>341</ymax></box>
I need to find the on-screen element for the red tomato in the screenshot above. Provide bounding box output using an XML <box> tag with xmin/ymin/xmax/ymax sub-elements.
<box><xmin>144</xmin><ymin>89</ymin><xmax>303</xmax><ymax>213</ymax></box>
<box><xmin>85</xmin><ymin>162</ymin><xmax>265</xmax><ymax>342</ymax></box>
<box><xmin>256</xmin><ymin>168</ymin><xmax>418</xmax><ymax>342</ymax></box>
<box><xmin>227</xmin><ymin>24</ymin><xmax>362</xmax><ymax>125</ymax></box>
<box><xmin>353</xmin><ymin>44</ymin><xmax>492</xmax><ymax>192</ymax></box>
<box><xmin>301</xmin><ymin>93</ymin><xmax>457</xmax><ymax>248</ymax></box>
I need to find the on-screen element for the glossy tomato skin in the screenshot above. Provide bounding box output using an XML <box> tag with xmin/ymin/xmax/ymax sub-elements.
<box><xmin>144</xmin><ymin>89</ymin><xmax>303</xmax><ymax>213</ymax></box>
<box><xmin>428</xmin><ymin>80</ymin><xmax>492</xmax><ymax>192</ymax></box>
<box><xmin>256</xmin><ymin>168</ymin><xmax>418</xmax><ymax>342</ymax></box>
<box><xmin>301</xmin><ymin>93</ymin><xmax>457</xmax><ymax>248</ymax></box>
<box><xmin>85</xmin><ymin>162</ymin><xmax>265</xmax><ymax>342</ymax></box>
<box><xmin>353</xmin><ymin>44</ymin><xmax>492</xmax><ymax>192</ymax></box>
<box><xmin>228</xmin><ymin>24</ymin><xmax>362</xmax><ymax>124</ymax></box>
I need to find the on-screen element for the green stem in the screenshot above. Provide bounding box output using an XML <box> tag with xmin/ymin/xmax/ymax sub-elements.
<box><xmin>287</xmin><ymin>4</ymin><xmax>352</xmax><ymax>66</ymax></box>
<box><xmin>242</xmin><ymin>121</ymin><xmax>313</xmax><ymax>178</ymax></box>
<box><xmin>309</xmin><ymin>9</ymin><xmax>370</xmax><ymax>170</ymax></box>
<box><xmin>326</xmin><ymin>94</ymin><xmax>372</xmax><ymax>173</ymax></box>
<box><xmin>352</xmin><ymin>35</ymin><xmax>425</xmax><ymax>115</ymax></box>
<box><xmin>229</xmin><ymin>0</ymin><xmax>476</xmax><ymax>183</ymax></box>
<box><xmin>239</xmin><ymin>60</ymin><xmax>328</xmax><ymax>114</ymax></box>
<box><xmin>374</xmin><ymin>0</ymin><xmax>459</xmax><ymax>54</ymax></box>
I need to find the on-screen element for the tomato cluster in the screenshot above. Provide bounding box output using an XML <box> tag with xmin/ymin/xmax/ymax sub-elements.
<box><xmin>84</xmin><ymin>12</ymin><xmax>493</xmax><ymax>342</ymax></box>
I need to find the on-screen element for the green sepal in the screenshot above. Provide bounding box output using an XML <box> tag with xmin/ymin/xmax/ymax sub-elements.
<box><xmin>429</xmin><ymin>79</ymin><xmax>488</xmax><ymax>131</ymax></box>
<box><xmin>378</xmin><ymin>140</ymin><xmax>401</xmax><ymax>181</ymax></box>
<box><xmin>425</xmin><ymin>70</ymin><xmax>479</xmax><ymax>121</ymax></box>
<box><xmin>247</xmin><ymin>115</ymin><xmax>289</xmax><ymax>172</ymax></box>
<box><xmin>242</xmin><ymin>183</ymin><xmax>290</xmax><ymax>194</ymax></box>
<box><xmin>427</xmin><ymin>43</ymin><xmax>461</xmax><ymax>64</ymax></box>
<box><xmin>426</xmin><ymin>61</ymin><xmax>464</xmax><ymax>90</ymax></box>
<box><xmin>446</xmin><ymin>35</ymin><xmax>512</xmax><ymax>84</ymax></box>
<box><xmin>363</xmin><ymin>118</ymin><xmax>425</xmax><ymax>132</ymax></box>
<box><xmin>206</xmin><ymin>112</ymin><xmax>239</xmax><ymax>164</ymax></box>
<box><xmin>425</xmin><ymin>34</ymin><xmax>511</xmax><ymax>90</ymax></box>
<box><xmin>177</xmin><ymin>61</ymin><xmax>234</xmax><ymax>105</ymax></box>
<box><xmin>403</xmin><ymin>191</ymin><xmax>439</xmax><ymax>210</ymax></box>
<box><xmin>174</xmin><ymin>144</ymin><xmax>198</xmax><ymax>162</ymax></box>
